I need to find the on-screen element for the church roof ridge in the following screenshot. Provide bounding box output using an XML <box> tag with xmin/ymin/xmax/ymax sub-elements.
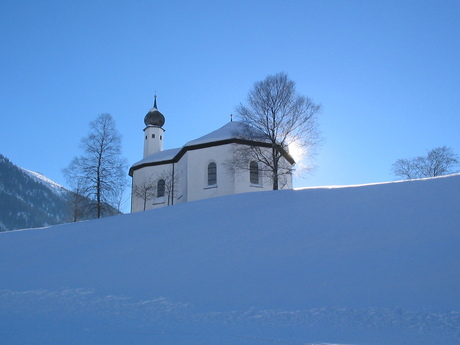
<box><xmin>129</xmin><ymin>121</ymin><xmax>294</xmax><ymax>177</ymax></box>
<box><xmin>131</xmin><ymin>147</ymin><xmax>181</xmax><ymax>168</ymax></box>
<box><xmin>183</xmin><ymin>121</ymin><xmax>255</xmax><ymax>147</ymax></box>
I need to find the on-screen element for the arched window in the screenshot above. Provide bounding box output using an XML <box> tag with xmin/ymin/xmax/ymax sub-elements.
<box><xmin>250</xmin><ymin>161</ymin><xmax>259</xmax><ymax>185</ymax></box>
<box><xmin>207</xmin><ymin>162</ymin><xmax>217</xmax><ymax>185</ymax></box>
<box><xmin>157</xmin><ymin>179</ymin><xmax>165</xmax><ymax>198</ymax></box>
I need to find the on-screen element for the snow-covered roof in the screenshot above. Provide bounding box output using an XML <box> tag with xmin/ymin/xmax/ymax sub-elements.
<box><xmin>183</xmin><ymin>121</ymin><xmax>257</xmax><ymax>147</ymax></box>
<box><xmin>131</xmin><ymin>122</ymin><xmax>250</xmax><ymax>170</ymax></box>
<box><xmin>131</xmin><ymin>147</ymin><xmax>181</xmax><ymax>167</ymax></box>
<box><xmin>129</xmin><ymin>121</ymin><xmax>291</xmax><ymax>175</ymax></box>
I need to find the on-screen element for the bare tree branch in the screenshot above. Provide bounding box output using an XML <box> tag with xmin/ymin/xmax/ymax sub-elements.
<box><xmin>63</xmin><ymin>114</ymin><xmax>127</xmax><ymax>218</ymax></box>
<box><xmin>133</xmin><ymin>168</ymin><xmax>181</xmax><ymax>210</ymax></box>
<box><xmin>392</xmin><ymin>146</ymin><xmax>459</xmax><ymax>180</ymax></box>
<box><xmin>133</xmin><ymin>174</ymin><xmax>156</xmax><ymax>211</ymax></box>
<box><xmin>153</xmin><ymin>168</ymin><xmax>182</xmax><ymax>207</ymax></box>
<box><xmin>232</xmin><ymin>72</ymin><xmax>322</xmax><ymax>189</ymax></box>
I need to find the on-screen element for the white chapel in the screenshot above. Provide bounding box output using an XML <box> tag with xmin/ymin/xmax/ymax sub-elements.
<box><xmin>129</xmin><ymin>97</ymin><xmax>295</xmax><ymax>212</ymax></box>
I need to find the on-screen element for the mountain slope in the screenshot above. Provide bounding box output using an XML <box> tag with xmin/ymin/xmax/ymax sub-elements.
<box><xmin>21</xmin><ymin>167</ymin><xmax>68</xmax><ymax>196</ymax></box>
<box><xmin>0</xmin><ymin>154</ymin><xmax>71</xmax><ymax>230</ymax></box>
<box><xmin>0</xmin><ymin>175</ymin><xmax>459</xmax><ymax>344</ymax></box>
<box><xmin>0</xmin><ymin>154</ymin><xmax>121</xmax><ymax>231</ymax></box>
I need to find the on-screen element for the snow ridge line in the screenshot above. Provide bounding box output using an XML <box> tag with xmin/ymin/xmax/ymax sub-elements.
<box><xmin>20</xmin><ymin>168</ymin><xmax>67</xmax><ymax>196</ymax></box>
<box><xmin>1</xmin><ymin>288</ymin><xmax>459</xmax><ymax>341</ymax></box>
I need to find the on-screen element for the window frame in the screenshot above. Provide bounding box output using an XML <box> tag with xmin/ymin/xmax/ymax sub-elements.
<box><xmin>157</xmin><ymin>179</ymin><xmax>165</xmax><ymax>198</ymax></box>
<box><xmin>249</xmin><ymin>161</ymin><xmax>260</xmax><ymax>185</ymax></box>
<box><xmin>207</xmin><ymin>162</ymin><xmax>217</xmax><ymax>186</ymax></box>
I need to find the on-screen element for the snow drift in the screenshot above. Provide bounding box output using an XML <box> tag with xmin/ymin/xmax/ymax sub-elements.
<box><xmin>1</xmin><ymin>175</ymin><xmax>459</xmax><ymax>344</ymax></box>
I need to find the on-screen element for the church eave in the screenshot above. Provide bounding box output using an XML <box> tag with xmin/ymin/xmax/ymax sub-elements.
<box><xmin>129</xmin><ymin>138</ymin><xmax>295</xmax><ymax>176</ymax></box>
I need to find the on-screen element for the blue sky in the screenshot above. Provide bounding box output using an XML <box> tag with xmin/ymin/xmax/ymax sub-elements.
<box><xmin>1</xmin><ymin>0</ymin><xmax>459</xmax><ymax>195</ymax></box>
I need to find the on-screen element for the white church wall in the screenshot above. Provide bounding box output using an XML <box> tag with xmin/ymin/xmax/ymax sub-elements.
<box><xmin>131</xmin><ymin>143</ymin><xmax>294</xmax><ymax>212</ymax></box>
<box><xmin>186</xmin><ymin>145</ymin><xmax>236</xmax><ymax>202</ymax></box>
<box><xmin>185</xmin><ymin>143</ymin><xmax>291</xmax><ymax>202</ymax></box>
<box><xmin>233</xmin><ymin>162</ymin><xmax>267</xmax><ymax>194</ymax></box>
<box><xmin>131</xmin><ymin>168</ymin><xmax>151</xmax><ymax>212</ymax></box>
<box><xmin>131</xmin><ymin>119</ymin><xmax>295</xmax><ymax>212</ymax></box>
<box><xmin>131</xmin><ymin>163</ymin><xmax>178</xmax><ymax>212</ymax></box>
<box><xmin>131</xmin><ymin>166</ymin><xmax>157</xmax><ymax>212</ymax></box>
<box><xmin>228</xmin><ymin>144</ymin><xmax>293</xmax><ymax>194</ymax></box>
<box><xmin>173</xmin><ymin>156</ymin><xmax>188</xmax><ymax>205</ymax></box>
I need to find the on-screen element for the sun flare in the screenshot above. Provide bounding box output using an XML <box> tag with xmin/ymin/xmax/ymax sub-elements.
<box><xmin>288</xmin><ymin>141</ymin><xmax>304</xmax><ymax>163</ymax></box>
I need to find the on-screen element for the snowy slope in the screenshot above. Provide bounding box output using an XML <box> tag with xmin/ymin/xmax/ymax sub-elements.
<box><xmin>21</xmin><ymin>168</ymin><xmax>68</xmax><ymax>196</ymax></box>
<box><xmin>0</xmin><ymin>175</ymin><xmax>459</xmax><ymax>344</ymax></box>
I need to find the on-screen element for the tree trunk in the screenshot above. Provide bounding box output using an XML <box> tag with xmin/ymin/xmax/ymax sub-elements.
<box><xmin>272</xmin><ymin>146</ymin><xmax>279</xmax><ymax>190</ymax></box>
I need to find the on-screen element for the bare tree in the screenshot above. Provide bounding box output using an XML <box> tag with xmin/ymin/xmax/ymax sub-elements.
<box><xmin>233</xmin><ymin>72</ymin><xmax>321</xmax><ymax>190</ymax></box>
<box><xmin>425</xmin><ymin>146</ymin><xmax>459</xmax><ymax>177</ymax></box>
<box><xmin>113</xmin><ymin>177</ymin><xmax>130</xmax><ymax>214</ymax></box>
<box><xmin>392</xmin><ymin>146</ymin><xmax>459</xmax><ymax>180</ymax></box>
<box><xmin>65</xmin><ymin>179</ymin><xmax>88</xmax><ymax>222</ymax></box>
<box><xmin>391</xmin><ymin>158</ymin><xmax>418</xmax><ymax>180</ymax></box>
<box><xmin>132</xmin><ymin>168</ymin><xmax>181</xmax><ymax>210</ymax></box>
<box><xmin>64</xmin><ymin>113</ymin><xmax>127</xmax><ymax>218</ymax></box>
<box><xmin>132</xmin><ymin>175</ymin><xmax>156</xmax><ymax>211</ymax></box>
<box><xmin>155</xmin><ymin>169</ymin><xmax>181</xmax><ymax>206</ymax></box>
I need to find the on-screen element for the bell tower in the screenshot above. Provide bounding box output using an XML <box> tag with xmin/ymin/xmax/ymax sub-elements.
<box><xmin>143</xmin><ymin>95</ymin><xmax>165</xmax><ymax>158</ymax></box>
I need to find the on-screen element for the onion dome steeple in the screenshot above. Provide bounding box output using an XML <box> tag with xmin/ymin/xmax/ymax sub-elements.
<box><xmin>144</xmin><ymin>95</ymin><xmax>165</xmax><ymax>127</ymax></box>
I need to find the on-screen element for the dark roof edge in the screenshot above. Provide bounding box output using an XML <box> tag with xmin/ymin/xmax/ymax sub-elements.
<box><xmin>129</xmin><ymin>138</ymin><xmax>295</xmax><ymax>176</ymax></box>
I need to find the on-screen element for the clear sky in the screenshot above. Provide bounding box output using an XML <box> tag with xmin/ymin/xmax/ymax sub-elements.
<box><xmin>1</xmin><ymin>1</ymin><xmax>459</xmax><ymax>196</ymax></box>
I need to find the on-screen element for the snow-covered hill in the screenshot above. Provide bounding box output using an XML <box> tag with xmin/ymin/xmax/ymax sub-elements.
<box><xmin>1</xmin><ymin>174</ymin><xmax>459</xmax><ymax>344</ymax></box>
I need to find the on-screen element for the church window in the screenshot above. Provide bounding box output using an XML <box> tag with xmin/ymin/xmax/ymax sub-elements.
<box><xmin>152</xmin><ymin>134</ymin><xmax>155</xmax><ymax>138</ymax></box>
<box><xmin>160</xmin><ymin>135</ymin><xmax>162</xmax><ymax>140</ymax></box>
<box><xmin>250</xmin><ymin>161</ymin><xmax>259</xmax><ymax>184</ymax></box>
<box><xmin>207</xmin><ymin>162</ymin><xmax>217</xmax><ymax>185</ymax></box>
<box><xmin>157</xmin><ymin>179</ymin><xmax>165</xmax><ymax>198</ymax></box>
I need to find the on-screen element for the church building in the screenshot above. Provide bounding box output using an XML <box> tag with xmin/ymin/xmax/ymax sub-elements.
<box><xmin>129</xmin><ymin>97</ymin><xmax>295</xmax><ymax>212</ymax></box>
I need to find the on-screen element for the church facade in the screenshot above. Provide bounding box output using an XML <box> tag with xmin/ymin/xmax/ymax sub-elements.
<box><xmin>129</xmin><ymin>98</ymin><xmax>295</xmax><ymax>212</ymax></box>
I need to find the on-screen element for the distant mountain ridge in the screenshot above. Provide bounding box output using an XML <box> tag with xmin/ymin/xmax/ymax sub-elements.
<box><xmin>0</xmin><ymin>154</ymin><xmax>72</xmax><ymax>231</ymax></box>
<box><xmin>0</xmin><ymin>154</ymin><xmax>123</xmax><ymax>231</ymax></box>
<box><xmin>21</xmin><ymin>168</ymin><xmax>68</xmax><ymax>196</ymax></box>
